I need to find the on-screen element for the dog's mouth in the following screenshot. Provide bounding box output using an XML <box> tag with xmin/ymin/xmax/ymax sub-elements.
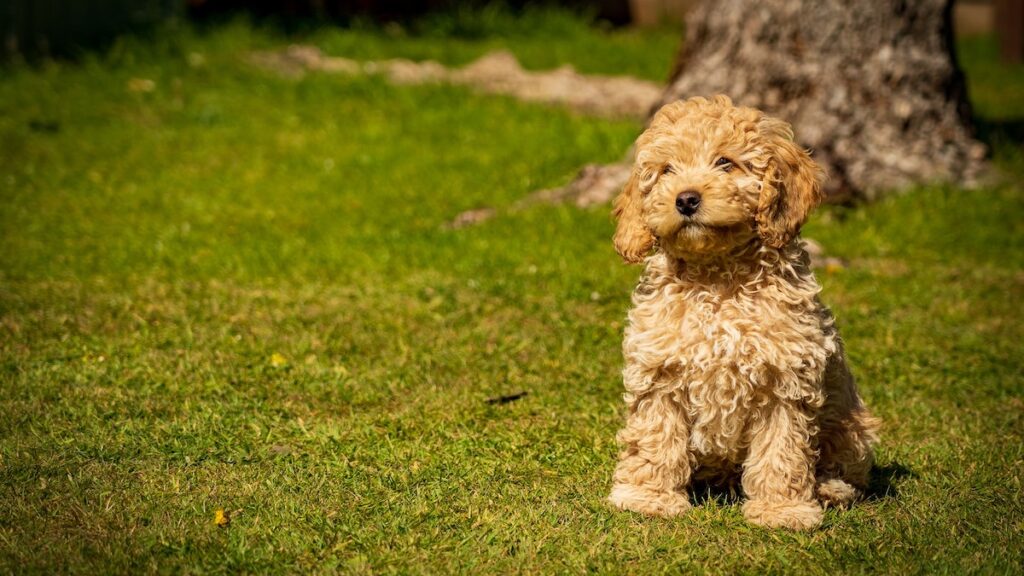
<box><xmin>664</xmin><ymin>219</ymin><xmax>746</xmax><ymax>237</ymax></box>
<box><xmin>675</xmin><ymin>221</ymin><xmax>711</xmax><ymax>238</ymax></box>
<box><xmin>654</xmin><ymin>219</ymin><xmax>755</xmax><ymax>257</ymax></box>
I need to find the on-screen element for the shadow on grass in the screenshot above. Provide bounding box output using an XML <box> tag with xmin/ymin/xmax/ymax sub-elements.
<box><xmin>975</xmin><ymin>117</ymin><xmax>1024</xmax><ymax>146</ymax></box>
<box><xmin>864</xmin><ymin>461</ymin><xmax>914</xmax><ymax>501</ymax></box>
<box><xmin>685</xmin><ymin>461</ymin><xmax>914</xmax><ymax>506</ymax></box>
<box><xmin>690</xmin><ymin>478</ymin><xmax>743</xmax><ymax>506</ymax></box>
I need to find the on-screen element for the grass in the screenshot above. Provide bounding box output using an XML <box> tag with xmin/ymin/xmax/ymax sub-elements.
<box><xmin>1</xmin><ymin>12</ymin><xmax>1022</xmax><ymax>574</ymax></box>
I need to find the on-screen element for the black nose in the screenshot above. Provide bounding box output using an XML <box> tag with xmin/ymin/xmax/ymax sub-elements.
<box><xmin>675</xmin><ymin>191</ymin><xmax>701</xmax><ymax>216</ymax></box>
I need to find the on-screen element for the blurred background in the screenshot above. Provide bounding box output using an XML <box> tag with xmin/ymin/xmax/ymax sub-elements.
<box><xmin>3</xmin><ymin>1</ymin><xmax>1021</xmax><ymax>62</ymax></box>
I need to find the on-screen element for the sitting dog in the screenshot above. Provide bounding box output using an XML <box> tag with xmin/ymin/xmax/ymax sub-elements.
<box><xmin>607</xmin><ymin>95</ymin><xmax>879</xmax><ymax>530</ymax></box>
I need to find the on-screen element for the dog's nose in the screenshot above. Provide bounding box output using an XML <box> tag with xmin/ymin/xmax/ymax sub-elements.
<box><xmin>675</xmin><ymin>191</ymin><xmax>701</xmax><ymax>216</ymax></box>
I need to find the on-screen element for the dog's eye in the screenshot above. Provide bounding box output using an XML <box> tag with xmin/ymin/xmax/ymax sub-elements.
<box><xmin>661</xmin><ymin>165</ymin><xmax>674</xmax><ymax>175</ymax></box>
<box><xmin>715</xmin><ymin>157</ymin><xmax>733</xmax><ymax>172</ymax></box>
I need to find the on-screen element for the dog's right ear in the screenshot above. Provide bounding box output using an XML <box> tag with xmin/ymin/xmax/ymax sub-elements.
<box><xmin>612</xmin><ymin>167</ymin><xmax>654</xmax><ymax>264</ymax></box>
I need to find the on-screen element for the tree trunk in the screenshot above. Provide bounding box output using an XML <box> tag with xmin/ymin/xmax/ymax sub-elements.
<box><xmin>556</xmin><ymin>0</ymin><xmax>988</xmax><ymax>205</ymax></box>
<box><xmin>669</xmin><ymin>0</ymin><xmax>987</xmax><ymax>200</ymax></box>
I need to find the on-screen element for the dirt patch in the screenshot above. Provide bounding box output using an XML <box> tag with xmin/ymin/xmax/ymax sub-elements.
<box><xmin>446</xmin><ymin>207</ymin><xmax>497</xmax><ymax>230</ymax></box>
<box><xmin>249</xmin><ymin>45</ymin><xmax>662</xmax><ymax>120</ymax></box>
<box><xmin>444</xmin><ymin>162</ymin><xmax>632</xmax><ymax>229</ymax></box>
<box><xmin>248</xmin><ymin>45</ymin><xmax>362</xmax><ymax>77</ymax></box>
<box><xmin>449</xmin><ymin>51</ymin><xmax>661</xmax><ymax>119</ymax></box>
<box><xmin>250</xmin><ymin>45</ymin><xmax>663</xmax><ymax>227</ymax></box>
<box><xmin>802</xmin><ymin>238</ymin><xmax>848</xmax><ymax>272</ymax></box>
<box><xmin>529</xmin><ymin>161</ymin><xmax>632</xmax><ymax>208</ymax></box>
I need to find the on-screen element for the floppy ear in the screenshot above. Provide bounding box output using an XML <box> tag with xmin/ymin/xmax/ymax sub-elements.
<box><xmin>612</xmin><ymin>167</ymin><xmax>655</xmax><ymax>264</ymax></box>
<box><xmin>755</xmin><ymin>119</ymin><xmax>826</xmax><ymax>249</ymax></box>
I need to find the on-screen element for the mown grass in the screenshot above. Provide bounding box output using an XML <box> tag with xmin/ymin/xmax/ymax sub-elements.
<box><xmin>1</xmin><ymin>13</ymin><xmax>1022</xmax><ymax>574</ymax></box>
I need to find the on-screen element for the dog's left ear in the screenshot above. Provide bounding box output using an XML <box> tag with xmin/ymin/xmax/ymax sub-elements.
<box><xmin>755</xmin><ymin>118</ymin><xmax>826</xmax><ymax>249</ymax></box>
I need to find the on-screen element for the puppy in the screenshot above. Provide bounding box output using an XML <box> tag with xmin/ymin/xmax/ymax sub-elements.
<box><xmin>607</xmin><ymin>95</ymin><xmax>879</xmax><ymax>530</ymax></box>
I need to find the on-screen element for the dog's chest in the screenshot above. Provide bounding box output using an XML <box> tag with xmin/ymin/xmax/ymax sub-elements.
<box><xmin>624</xmin><ymin>277</ymin><xmax>833</xmax><ymax>457</ymax></box>
<box><xmin>626</xmin><ymin>285</ymin><xmax>827</xmax><ymax>376</ymax></box>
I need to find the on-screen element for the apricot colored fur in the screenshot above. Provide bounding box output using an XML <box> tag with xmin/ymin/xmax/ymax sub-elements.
<box><xmin>608</xmin><ymin>96</ymin><xmax>879</xmax><ymax>530</ymax></box>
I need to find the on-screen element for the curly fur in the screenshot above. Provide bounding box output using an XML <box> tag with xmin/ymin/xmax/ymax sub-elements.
<box><xmin>608</xmin><ymin>96</ymin><xmax>879</xmax><ymax>530</ymax></box>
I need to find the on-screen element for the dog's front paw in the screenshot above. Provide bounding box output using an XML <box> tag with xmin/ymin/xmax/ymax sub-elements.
<box><xmin>742</xmin><ymin>499</ymin><xmax>823</xmax><ymax>530</ymax></box>
<box><xmin>608</xmin><ymin>484</ymin><xmax>692</xmax><ymax>517</ymax></box>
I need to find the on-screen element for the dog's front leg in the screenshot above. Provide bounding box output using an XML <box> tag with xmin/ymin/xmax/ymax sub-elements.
<box><xmin>740</xmin><ymin>400</ymin><xmax>823</xmax><ymax>530</ymax></box>
<box><xmin>608</xmin><ymin>389</ymin><xmax>692</xmax><ymax>517</ymax></box>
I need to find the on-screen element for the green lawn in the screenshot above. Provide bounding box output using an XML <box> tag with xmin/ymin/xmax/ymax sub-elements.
<box><xmin>1</xmin><ymin>14</ymin><xmax>1022</xmax><ymax>574</ymax></box>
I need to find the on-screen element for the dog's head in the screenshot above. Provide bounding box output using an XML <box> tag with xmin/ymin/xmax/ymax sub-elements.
<box><xmin>613</xmin><ymin>95</ymin><xmax>825</xmax><ymax>263</ymax></box>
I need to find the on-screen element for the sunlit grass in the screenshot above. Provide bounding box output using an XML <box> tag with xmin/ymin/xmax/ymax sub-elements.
<box><xmin>0</xmin><ymin>15</ymin><xmax>1021</xmax><ymax>574</ymax></box>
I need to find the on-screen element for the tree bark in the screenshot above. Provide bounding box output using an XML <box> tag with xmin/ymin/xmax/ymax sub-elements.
<box><xmin>557</xmin><ymin>0</ymin><xmax>988</xmax><ymax>204</ymax></box>
<box><xmin>668</xmin><ymin>0</ymin><xmax>986</xmax><ymax>200</ymax></box>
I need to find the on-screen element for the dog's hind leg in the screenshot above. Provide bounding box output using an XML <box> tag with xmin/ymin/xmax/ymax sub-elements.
<box><xmin>815</xmin><ymin>353</ymin><xmax>881</xmax><ymax>507</ymax></box>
